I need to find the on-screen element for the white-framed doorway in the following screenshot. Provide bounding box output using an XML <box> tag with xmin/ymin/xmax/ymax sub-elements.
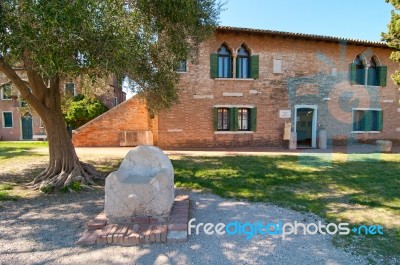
<box><xmin>294</xmin><ymin>105</ymin><xmax>318</xmax><ymax>148</ymax></box>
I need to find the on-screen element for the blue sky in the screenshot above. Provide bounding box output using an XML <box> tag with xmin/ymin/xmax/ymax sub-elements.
<box><xmin>219</xmin><ymin>0</ymin><xmax>394</xmax><ymax>42</ymax></box>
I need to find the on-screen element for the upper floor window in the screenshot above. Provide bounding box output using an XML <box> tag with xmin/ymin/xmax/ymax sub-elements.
<box><xmin>354</xmin><ymin>55</ymin><xmax>365</xmax><ymax>85</ymax></box>
<box><xmin>1</xmin><ymin>83</ymin><xmax>12</xmax><ymax>100</ymax></box>
<box><xmin>65</xmin><ymin>82</ymin><xmax>76</xmax><ymax>96</ymax></box>
<box><xmin>237</xmin><ymin>46</ymin><xmax>250</xmax><ymax>78</ymax></box>
<box><xmin>176</xmin><ymin>60</ymin><xmax>187</xmax><ymax>72</ymax></box>
<box><xmin>350</xmin><ymin>55</ymin><xmax>387</xmax><ymax>87</ymax></box>
<box><xmin>217</xmin><ymin>45</ymin><xmax>232</xmax><ymax>78</ymax></box>
<box><xmin>367</xmin><ymin>57</ymin><xmax>378</xmax><ymax>86</ymax></box>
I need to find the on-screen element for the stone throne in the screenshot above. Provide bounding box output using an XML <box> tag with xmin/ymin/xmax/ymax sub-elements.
<box><xmin>105</xmin><ymin>145</ymin><xmax>175</xmax><ymax>223</ymax></box>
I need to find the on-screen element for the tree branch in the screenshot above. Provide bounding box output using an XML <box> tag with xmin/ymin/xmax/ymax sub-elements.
<box><xmin>0</xmin><ymin>56</ymin><xmax>46</xmax><ymax>115</ymax></box>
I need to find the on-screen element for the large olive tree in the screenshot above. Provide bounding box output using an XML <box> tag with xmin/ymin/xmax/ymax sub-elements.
<box><xmin>0</xmin><ymin>0</ymin><xmax>221</xmax><ymax>191</ymax></box>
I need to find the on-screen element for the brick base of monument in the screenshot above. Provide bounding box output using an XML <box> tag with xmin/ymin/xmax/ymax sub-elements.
<box><xmin>76</xmin><ymin>195</ymin><xmax>189</xmax><ymax>245</ymax></box>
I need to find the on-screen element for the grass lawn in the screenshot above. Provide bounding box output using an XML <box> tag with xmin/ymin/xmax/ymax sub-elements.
<box><xmin>0</xmin><ymin>141</ymin><xmax>399</xmax><ymax>263</ymax></box>
<box><xmin>172</xmin><ymin>154</ymin><xmax>400</xmax><ymax>263</ymax></box>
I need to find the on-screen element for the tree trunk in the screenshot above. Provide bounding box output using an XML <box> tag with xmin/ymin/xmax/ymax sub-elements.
<box><xmin>0</xmin><ymin>56</ymin><xmax>103</xmax><ymax>192</ymax></box>
<box><xmin>32</xmin><ymin>104</ymin><xmax>102</xmax><ymax>192</ymax></box>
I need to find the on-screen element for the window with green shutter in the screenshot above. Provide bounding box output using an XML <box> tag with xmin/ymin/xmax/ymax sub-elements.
<box><xmin>210</xmin><ymin>53</ymin><xmax>218</xmax><ymax>78</ymax></box>
<box><xmin>3</xmin><ymin>112</ymin><xmax>13</xmax><ymax>128</ymax></box>
<box><xmin>377</xmin><ymin>66</ymin><xmax>387</xmax><ymax>87</ymax></box>
<box><xmin>215</xmin><ymin>108</ymin><xmax>230</xmax><ymax>131</ymax></box>
<box><xmin>353</xmin><ymin>109</ymin><xmax>382</xmax><ymax>131</ymax></box>
<box><xmin>250</xmin><ymin>107</ymin><xmax>257</xmax><ymax>131</ymax></box>
<box><xmin>214</xmin><ymin>107</ymin><xmax>257</xmax><ymax>132</ymax></box>
<box><xmin>349</xmin><ymin>63</ymin><xmax>357</xmax><ymax>84</ymax></box>
<box><xmin>236</xmin><ymin>46</ymin><xmax>250</xmax><ymax>78</ymax></box>
<box><xmin>250</xmin><ymin>55</ymin><xmax>259</xmax><ymax>79</ymax></box>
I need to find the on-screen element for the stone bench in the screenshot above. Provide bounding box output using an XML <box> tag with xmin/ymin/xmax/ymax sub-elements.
<box><xmin>33</xmin><ymin>134</ymin><xmax>47</xmax><ymax>141</ymax></box>
<box><xmin>376</xmin><ymin>140</ymin><xmax>392</xmax><ymax>153</ymax></box>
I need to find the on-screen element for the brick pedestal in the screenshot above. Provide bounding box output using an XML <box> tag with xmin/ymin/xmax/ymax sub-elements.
<box><xmin>76</xmin><ymin>195</ymin><xmax>189</xmax><ymax>245</ymax></box>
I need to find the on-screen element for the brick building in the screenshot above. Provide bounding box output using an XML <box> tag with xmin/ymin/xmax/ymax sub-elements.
<box><xmin>72</xmin><ymin>26</ymin><xmax>400</xmax><ymax>148</ymax></box>
<box><xmin>0</xmin><ymin>71</ymin><xmax>125</xmax><ymax>141</ymax></box>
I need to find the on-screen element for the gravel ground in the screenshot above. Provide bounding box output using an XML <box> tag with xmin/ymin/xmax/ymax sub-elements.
<box><xmin>0</xmin><ymin>189</ymin><xmax>368</xmax><ymax>265</ymax></box>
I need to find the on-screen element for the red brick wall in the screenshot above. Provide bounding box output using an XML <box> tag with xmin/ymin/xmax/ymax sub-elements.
<box><xmin>156</xmin><ymin>31</ymin><xmax>400</xmax><ymax>148</ymax></box>
<box><xmin>72</xmin><ymin>97</ymin><xmax>152</xmax><ymax>147</ymax></box>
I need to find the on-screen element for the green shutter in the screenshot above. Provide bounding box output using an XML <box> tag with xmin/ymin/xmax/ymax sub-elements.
<box><xmin>250</xmin><ymin>107</ymin><xmax>257</xmax><ymax>131</ymax></box>
<box><xmin>210</xmin><ymin>53</ymin><xmax>218</xmax><ymax>78</ymax></box>
<box><xmin>364</xmin><ymin>110</ymin><xmax>373</xmax><ymax>131</ymax></box>
<box><xmin>230</xmin><ymin>107</ymin><xmax>238</xmax><ymax>131</ymax></box>
<box><xmin>377</xmin><ymin>66</ymin><xmax>387</xmax><ymax>87</ymax></box>
<box><xmin>377</xmin><ymin>111</ymin><xmax>383</xmax><ymax>131</ymax></box>
<box><xmin>349</xmin><ymin>63</ymin><xmax>357</xmax><ymax>84</ymax></box>
<box><xmin>250</xmin><ymin>55</ymin><xmax>259</xmax><ymax>79</ymax></box>
<box><xmin>213</xmin><ymin>107</ymin><xmax>218</xmax><ymax>131</ymax></box>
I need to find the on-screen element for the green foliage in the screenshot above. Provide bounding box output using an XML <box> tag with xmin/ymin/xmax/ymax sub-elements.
<box><xmin>382</xmin><ymin>0</ymin><xmax>400</xmax><ymax>84</ymax></box>
<box><xmin>0</xmin><ymin>0</ymin><xmax>222</xmax><ymax>111</ymax></box>
<box><xmin>60</xmin><ymin>181</ymin><xmax>83</xmax><ymax>193</ymax></box>
<box><xmin>64</xmin><ymin>95</ymin><xmax>108</xmax><ymax>128</ymax></box>
<box><xmin>39</xmin><ymin>182</ymin><xmax>55</xmax><ymax>193</ymax></box>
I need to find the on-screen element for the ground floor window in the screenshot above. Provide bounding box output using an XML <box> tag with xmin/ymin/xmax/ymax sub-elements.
<box><xmin>217</xmin><ymin>108</ymin><xmax>230</xmax><ymax>131</ymax></box>
<box><xmin>214</xmin><ymin>107</ymin><xmax>256</xmax><ymax>132</ymax></box>
<box><xmin>353</xmin><ymin>109</ymin><xmax>383</xmax><ymax>132</ymax></box>
<box><xmin>238</xmin><ymin>108</ymin><xmax>250</xmax><ymax>131</ymax></box>
<box><xmin>2</xmin><ymin>112</ymin><xmax>13</xmax><ymax>128</ymax></box>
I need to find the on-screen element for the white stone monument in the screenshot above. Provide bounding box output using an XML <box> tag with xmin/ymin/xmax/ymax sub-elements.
<box><xmin>105</xmin><ymin>146</ymin><xmax>175</xmax><ymax>223</ymax></box>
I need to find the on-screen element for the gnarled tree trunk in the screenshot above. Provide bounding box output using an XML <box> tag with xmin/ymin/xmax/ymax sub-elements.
<box><xmin>0</xmin><ymin>56</ymin><xmax>103</xmax><ymax>192</ymax></box>
<box><xmin>32</xmin><ymin>100</ymin><xmax>102</xmax><ymax>191</ymax></box>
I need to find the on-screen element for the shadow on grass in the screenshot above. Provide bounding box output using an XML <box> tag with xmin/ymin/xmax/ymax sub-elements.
<box><xmin>171</xmin><ymin>154</ymin><xmax>400</xmax><ymax>263</ymax></box>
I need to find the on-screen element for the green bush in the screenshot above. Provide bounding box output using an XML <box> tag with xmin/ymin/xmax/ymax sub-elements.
<box><xmin>64</xmin><ymin>95</ymin><xmax>108</xmax><ymax>128</ymax></box>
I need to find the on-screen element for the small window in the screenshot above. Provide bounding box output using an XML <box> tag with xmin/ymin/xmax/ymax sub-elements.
<box><xmin>176</xmin><ymin>60</ymin><xmax>187</xmax><ymax>72</ymax></box>
<box><xmin>39</xmin><ymin>118</ymin><xmax>44</xmax><ymax>128</ymax></box>
<box><xmin>217</xmin><ymin>108</ymin><xmax>230</xmax><ymax>131</ymax></box>
<box><xmin>113</xmin><ymin>97</ymin><xmax>118</xmax><ymax>106</ymax></box>
<box><xmin>237</xmin><ymin>46</ymin><xmax>250</xmax><ymax>78</ymax></box>
<box><xmin>217</xmin><ymin>45</ymin><xmax>232</xmax><ymax>78</ymax></box>
<box><xmin>238</xmin><ymin>108</ymin><xmax>250</xmax><ymax>131</ymax></box>
<box><xmin>65</xmin><ymin>82</ymin><xmax>75</xmax><ymax>96</ymax></box>
<box><xmin>353</xmin><ymin>109</ymin><xmax>382</xmax><ymax>131</ymax></box>
<box><xmin>273</xmin><ymin>59</ymin><xmax>282</xmax><ymax>74</ymax></box>
<box><xmin>3</xmin><ymin>112</ymin><xmax>13</xmax><ymax>128</ymax></box>
<box><xmin>1</xmin><ymin>83</ymin><xmax>12</xmax><ymax>100</ymax></box>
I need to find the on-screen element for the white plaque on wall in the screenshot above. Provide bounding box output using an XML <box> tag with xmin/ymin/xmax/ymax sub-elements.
<box><xmin>279</xmin><ymin>110</ymin><xmax>291</xmax><ymax>118</ymax></box>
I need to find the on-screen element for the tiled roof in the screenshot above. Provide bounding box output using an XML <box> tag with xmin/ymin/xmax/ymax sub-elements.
<box><xmin>216</xmin><ymin>26</ymin><xmax>388</xmax><ymax>48</ymax></box>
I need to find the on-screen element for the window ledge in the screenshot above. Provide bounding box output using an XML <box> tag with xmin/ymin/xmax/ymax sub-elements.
<box><xmin>351</xmin><ymin>84</ymin><xmax>382</xmax><ymax>88</ymax></box>
<box><xmin>215</xmin><ymin>78</ymin><xmax>254</xmax><ymax>81</ymax></box>
<box><xmin>214</xmin><ymin>131</ymin><xmax>254</xmax><ymax>134</ymax></box>
<box><xmin>1</xmin><ymin>99</ymin><xmax>12</xmax><ymax>101</ymax></box>
<box><xmin>351</xmin><ymin>131</ymin><xmax>381</xmax><ymax>134</ymax></box>
<box><xmin>176</xmin><ymin>71</ymin><xmax>188</xmax><ymax>74</ymax></box>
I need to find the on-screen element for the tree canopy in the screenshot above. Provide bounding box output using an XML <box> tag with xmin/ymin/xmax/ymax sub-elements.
<box><xmin>383</xmin><ymin>0</ymin><xmax>400</xmax><ymax>84</ymax></box>
<box><xmin>0</xmin><ymin>0</ymin><xmax>221</xmax><ymax>110</ymax></box>
<box><xmin>0</xmin><ymin>0</ymin><xmax>222</xmax><ymax>191</ymax></box>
